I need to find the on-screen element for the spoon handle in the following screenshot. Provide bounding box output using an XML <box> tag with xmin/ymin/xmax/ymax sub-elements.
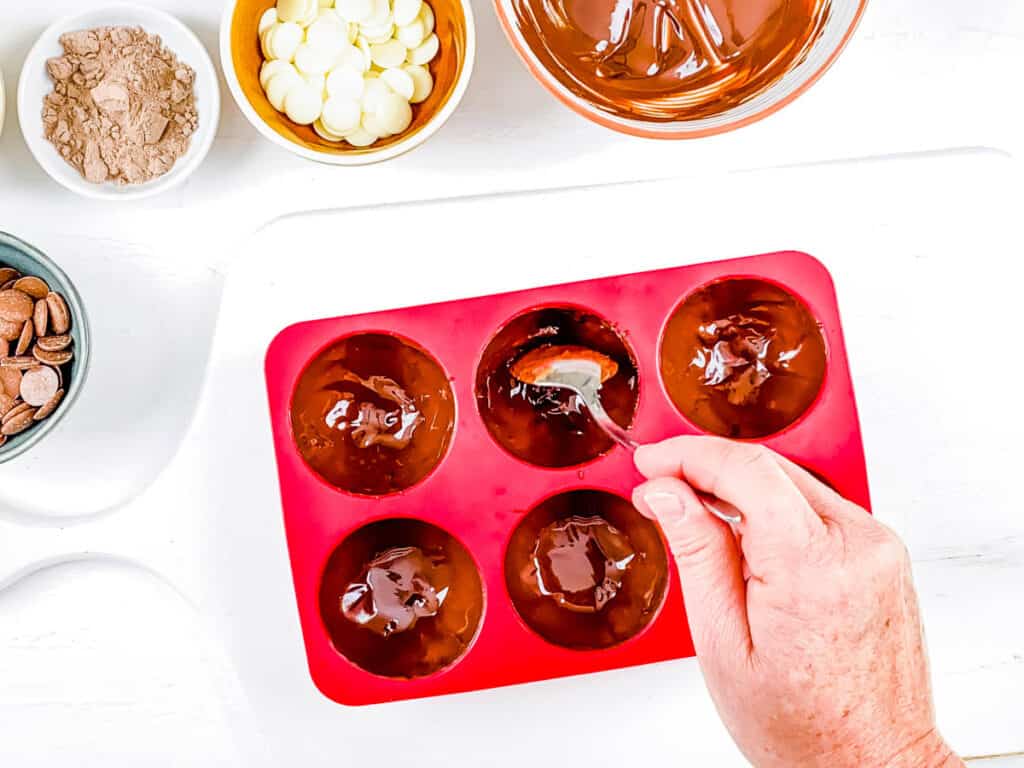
<box><xmin>587</xmin><ymin>393</ymin><xmax>742</xmax><ymax>525</ymax></box>
<box><xmin>587</xmin><ymin>395</ymin><xmax>640</xmax><ymax>452</ymax></box>
<box><xmin>696</xmin><ymin>494</ymin><xmax>743</xmax><ymax>526</ymax></box>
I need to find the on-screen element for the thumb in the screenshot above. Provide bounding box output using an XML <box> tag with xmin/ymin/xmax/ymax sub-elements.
<box><xmin>633</xmin><ymin>476</ymin><xmax>752</xmax><ymax>666</ymax></box>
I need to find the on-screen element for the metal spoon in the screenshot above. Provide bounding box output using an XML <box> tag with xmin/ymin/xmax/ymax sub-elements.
<box><xmin>515</xmin><ymin>351</ymin><xmax>742</xmax><ymax>526</ymax></box>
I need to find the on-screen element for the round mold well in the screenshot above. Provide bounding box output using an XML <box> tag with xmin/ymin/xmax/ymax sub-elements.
<box><xmin>318</xmin><ymin>517</ymin><xmax>485</xmax><ymax>680</ymax></box>
<box><xmin>658</xmin><ymin>277</ymin><xmax>828</xmax><ymax>440</ymax></box>
<box><xmin>290</xmin><ymin>331</ymin><xmax>456</xmax><ymax>497</ymax></box>
<box><xmin>474</xmin><ymin>305</ymin><xmax>639</xmax><ymax>469</ymax></box>
<box><xmin>503</xmin><ymin>489</ymin><xmax>669</xmax><ymax>651</ymax></box>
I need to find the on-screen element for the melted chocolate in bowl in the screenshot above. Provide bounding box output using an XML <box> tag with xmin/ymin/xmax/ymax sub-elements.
<box><xmin>509</xmin><ymin>0</ymin><xmax>832</xmax><ymax>121</ymax></box>
<box><xmin>291</xmin><ymin>333</ymin><xmax>455</xmax><ymax>495</ymax></box>
<box><xmin>320</xmin><ymin>519</ymin><xmax>484</xmax><ymax>679</ymax></box>
<box><xmin>476</xmin><ymin>307</ymin><xmax>639</xmax><ymax>468</ymax></box>
<box><xmin>505</xmin><ymin>490</ymin><xmax>668</xmax><ymax>650</ymax></box>
<box><xmin>660</xmin><ymin>278</ymin><xmax>827</xmax><ymax>439</ymax></box>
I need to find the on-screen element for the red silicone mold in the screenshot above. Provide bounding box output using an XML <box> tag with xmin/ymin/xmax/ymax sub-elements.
<box><xmin>264</xmin><ymin>250</ymin><xmax>870</xmax><ymax>706</ymax></box>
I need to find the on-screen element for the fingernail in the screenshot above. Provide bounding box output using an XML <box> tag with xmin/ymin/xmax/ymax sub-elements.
<box><xmin>643</xmin><ymin>492</ymin><xmax>686</xmax><ymax>523</ymax></box>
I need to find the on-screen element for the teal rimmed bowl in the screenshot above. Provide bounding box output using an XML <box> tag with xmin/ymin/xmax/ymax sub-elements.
<box><xmin>0</xmin><ymin>233</ymin><xmax>91</xmax><ymax>463</ymax></box>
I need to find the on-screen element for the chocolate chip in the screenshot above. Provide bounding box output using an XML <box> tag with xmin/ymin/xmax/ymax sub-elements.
<box><xmin>0</xmin><ymin>264</ymin><xmax>76</xmax><ymax>446</ymax></box>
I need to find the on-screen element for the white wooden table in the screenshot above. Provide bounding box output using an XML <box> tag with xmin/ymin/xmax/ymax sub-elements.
<box><xmin>0</xmin><ymin>1</ymin><xmax>1021</xmax><ymax>766</ymax></box>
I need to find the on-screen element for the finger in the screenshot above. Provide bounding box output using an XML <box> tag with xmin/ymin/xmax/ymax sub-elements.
<box><xmin>633</xmin><ymin>476</ymin><xmax>752</xmax><ymax>665</ymax></box>
<box><xmin>772</xmin><ymin>456</ymin><xmax>873</xmax><ymax>527</ymax></box>
<box><xmin>772</xmin><ymin>455</ymin><xmax>842</xmax><ymax>512</ymax></box>
<box><xmin>635</xmin><ymin>436</ymin><xmax>826</xmax><ymax>571</ymax></box>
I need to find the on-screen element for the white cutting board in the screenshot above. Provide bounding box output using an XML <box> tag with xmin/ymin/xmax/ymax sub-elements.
<box><xmin>3</xmin><ymin>151</ymin><xmax>1017</xmax><ymax>767</ymax></box>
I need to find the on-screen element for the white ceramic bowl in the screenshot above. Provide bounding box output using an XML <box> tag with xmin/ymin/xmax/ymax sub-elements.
<box><xmin>17</xmin><ymin>4</ymin><xmax>221</xmax><ymax>201</ymax></box>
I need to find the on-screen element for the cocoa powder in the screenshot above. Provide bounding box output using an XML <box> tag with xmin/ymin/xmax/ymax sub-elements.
<box><xmin>42</xmin><ymin>26</ymin><xmax>198</xmax><ymax>186</ymax></box>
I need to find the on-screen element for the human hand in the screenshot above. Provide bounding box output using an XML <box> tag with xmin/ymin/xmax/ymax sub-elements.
<box><xmin>632</xmin><ymin>436</ymin><xmax>962</xmax><ymax>768</ymax></box>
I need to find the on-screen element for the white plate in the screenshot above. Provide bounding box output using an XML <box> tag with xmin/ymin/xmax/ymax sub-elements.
<box><xmin>0</xmin><ymin>63</ymin><xmax>6</xmax><ymax>138</ymax></box>
<box><xmin>16</xmin><ymin>3</ymin><xmax>220</xmax><ymax>201</ymax></box>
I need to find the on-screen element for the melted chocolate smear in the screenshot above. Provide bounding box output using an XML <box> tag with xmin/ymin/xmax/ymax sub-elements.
<box><xmin>661</xmin><ymin>279</ymin><xmax>827</xmax><ymax>439</ymax></box>
<box><xmin>324</xmin><ymin>373</ymin><xmax>424</xmax><ymax>450</ymax></box>
<box><xmin>533</xmin><ymin>516</ymin><xmax>636</xmax><ymax>614</ymax></box>
<box><xmin>341</xmin><ymin>546</ymin><xmax>450</xmax><ymax>637</ymax></box>
<box><xmin>292</xmin><ymin>333</ymin><xmax>455</xmax><ymax>495</ymax></box>
<box><xmin>321</xmin><ymin>519</ymin><xmax>484</xmax><ymax>679</ymax></box>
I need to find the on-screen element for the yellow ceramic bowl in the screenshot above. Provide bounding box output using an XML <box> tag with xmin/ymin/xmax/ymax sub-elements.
<box><xmin>220</xmin><ymin>0</ymin><xmax>475</xmax><ymax>165</ymax></box>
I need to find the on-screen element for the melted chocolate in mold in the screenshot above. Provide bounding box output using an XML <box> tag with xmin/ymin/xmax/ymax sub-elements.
<box><xmin>661</xmin><ymin>279</ymin><xmax>826</xmax><ymax>439</ymax></box>
<box><xmin>510</xmin><ymin>0</ymin><xmax>832</xmax><ymax>122</ymax></box>
<box><xmin>291</xmin><ymin>333</ymin><xmax>455</xmax><ymax>495</ymax></box>
<box><xmin>325</xmin><ymin>373</ymin><xmax>424</xmax><ymax>451</ymax></box>
<box><xmin>321</xmin><ymin>519</ymin><xmax>484</xmax><ymax>679</ymax></box>
<box><xmin>533</xmin><ymin>516</ymin><xmax>636</xmax><ymax>614</ymax></box>
<box><xmin>341</xmin><ymin>547</ymin><xmax>449</xmax><ymax>637</ymax></box>
<box><xmin>506</xmin><ymin>491</ymin><xmax>668</xmax><ymax>650</ymax></box>
<box><xmin>476</xmin><ymin>308</ymin><xmax>639</xmax><ymax>468</ymax></box>
<box><xmin>697</xmin><ymin>312</ymin><xmax>778</xmax><ymax>407</ymax></box>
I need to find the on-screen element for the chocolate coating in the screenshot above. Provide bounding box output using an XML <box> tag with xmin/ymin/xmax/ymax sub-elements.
<box><xmin>341</xmin><ymin>547</ymin><xmax>448</xmax><ymax>637</ymax></box>
<box><xmin>660</xmin><ymin>279</ymin><xmax>826</xmax><ymax>438</ymax></box>
<box><xmin>476</xmin><ymin>308</ymin><xmax>638</xmax><ymax>468</ymax></box>
<box><xmin>533</xmin><ymin>516</ymin><xmax>636</xmax><ymax>614</ymax></box>
<box><xmin>505</xmin><ymin>491</ymin><xmax>668</xmax><ymax>649</ymax></box>
<box><xmin>291</xmin><ymin>333</ymin><xmax>454</xmax><ymax>495</ymax></box>
<box><xmin>509</xmin><ymin>0</ymin><xmax>831</xmax><ymax>122</ymax></box>
<box><xmin>321</xmin><ymin>519</ymin><xmax>484</xmax><ymax>679</ymax></box>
